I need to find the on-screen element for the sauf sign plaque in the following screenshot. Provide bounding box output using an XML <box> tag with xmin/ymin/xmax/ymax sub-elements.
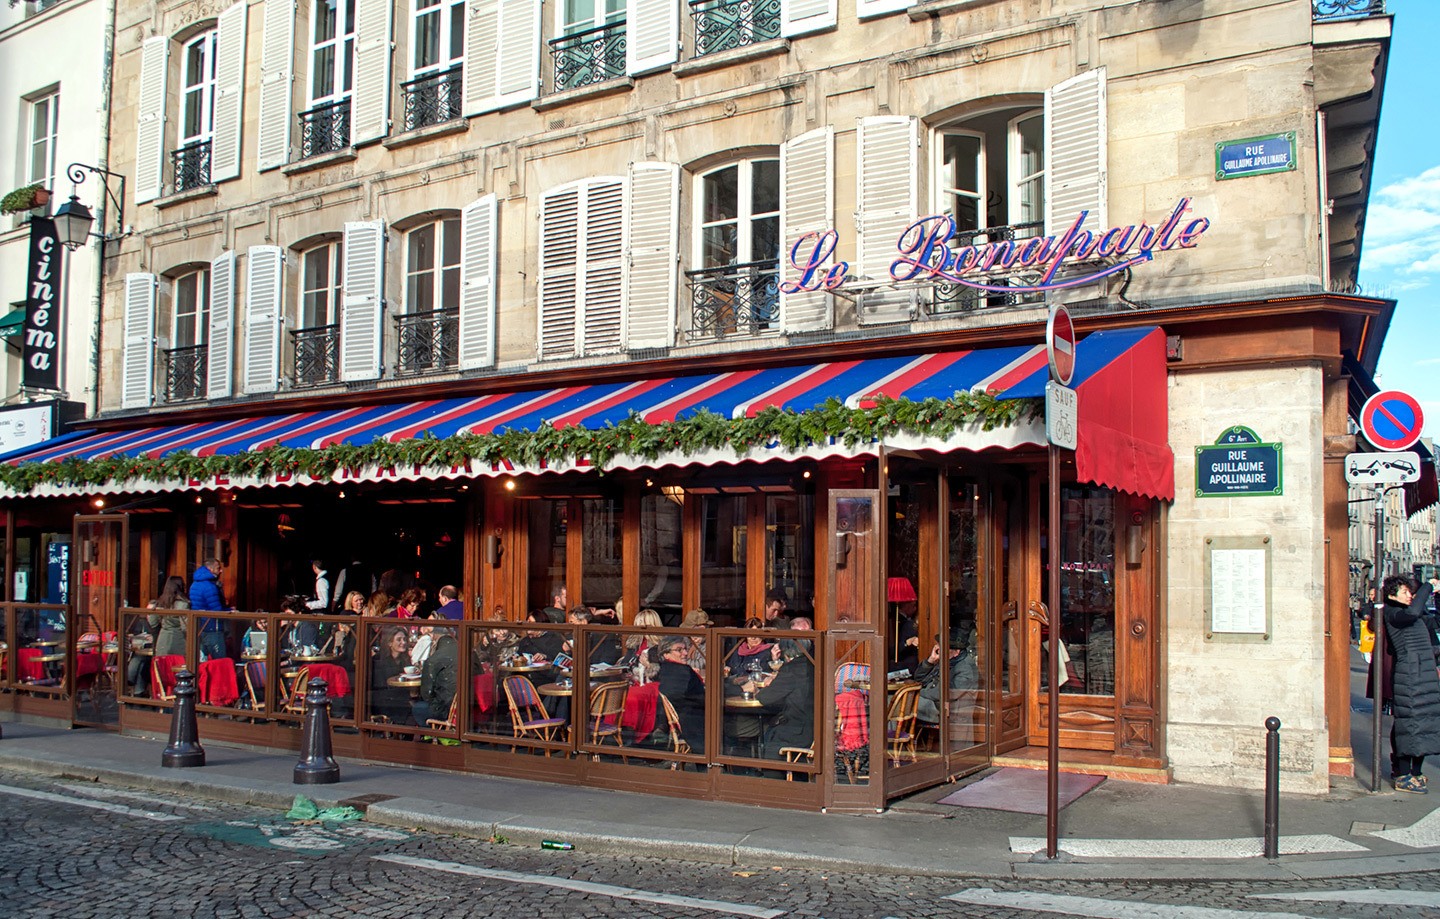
<box><xmin>23</xmin><ymin>217</ymin><xmax>62</xmax><ymax>391</ymax></box>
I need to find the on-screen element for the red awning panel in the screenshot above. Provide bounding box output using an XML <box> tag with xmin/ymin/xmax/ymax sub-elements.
<box><xmin>1072</xmin><ymin>327</ymin><xmax>1175</xmax><ymax>501</ymax></box>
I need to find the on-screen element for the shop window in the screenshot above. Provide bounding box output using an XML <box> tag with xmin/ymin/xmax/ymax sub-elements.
<box><xmin>581</xmin><ymin>497</ymin><xmax>623</xmax><ymax>610</ymax></box>
<box><xmin>163</xmin><ymin>268</ymin><xmax>209</xmax><ymax>403</ymax></box>
<box><xmin>1052</xmin><ymin>483</ymin><xmax>1115</xmax><ymax>697</ymax></box>
<box><xmin>398</xmin><ymin>218</ymin><xmax>461</xmax><ymax>375</ymax></box>
<box><xmin>688</xmin><ymin>157</ymin><xmax>780</xmax><ymax>338</ymax></box>
<box><xmin>526</xmin><ymin>499</ymin><xmax>569</xmax><ymax>613</ymax></box>
<box><xmin>293</xmin><ymin>242</ymin><xmax>342</xmax><ymax>388</ymax></box>
<box><xmin>700</xmin><ymin>495</ymin><xmax>748</xmax><ymax>623</ymax></box>
<box><xmin>766</xmin><ymin>494</ymin><xmax>813</xmax><ymax>622</ymax></box>
<box><xmin>404</xmin><ymin>0</ymin><xmax>464</xmax><ymax>129</ymax></box>
<box><xmin>640</xmin><ymin>493</ymin><xmax>683</xmax><ymax>624</ymax></box>
<box><xmin>302</xmin><ymin>0</ymin><xmax>357</xmax><ymax>157</ymax></box>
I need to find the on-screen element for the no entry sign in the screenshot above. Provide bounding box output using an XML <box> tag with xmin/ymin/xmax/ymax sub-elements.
<box><xmin>1046</xmin><ymin>306</ymin><xmax>1076</xmax><ymax>386</ymax></box>
<box><xmin>1360</xmin><ymin>390</ymin><xmax>1425</xmax><ymax>452</ymax></box>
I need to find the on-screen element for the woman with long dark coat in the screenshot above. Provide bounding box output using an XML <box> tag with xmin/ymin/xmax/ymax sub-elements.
<box><xmin>1383</xmin><ymin>574</ymin><xmax>1440</xmax><ymax>793</ymax></box>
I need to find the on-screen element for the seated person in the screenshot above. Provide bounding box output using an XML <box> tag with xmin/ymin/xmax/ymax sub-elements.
<box><xmin>729</xmin><ymin>618</ymin><xmax>774</xmax><ymax>682</ymax></box>
<box><xmin>412</xmin><ymin>632</ymin><xmax>459</xmax><ymax>727</ymax></box>
<box><xmin>518</xmin><ymin>610</ymin><xmax>565</xmax><ymax>662</ymax></box>
<box><xmin>914</xmin><ymin>628</ymin><xmax>980</xmax><ymax>724</ymax></box>
<box><xmin>745</xmin><ymin>637</ymin><xmax>816</xmax><ymax>762</ymax></box>
<box><xmin>657</xmin><ymin>636</ymin><xmax>706</xmax><ymax>754</ymax></box>
<box><xmin>370</xmin><ymin>626</ymin><xmax>414</xmax><ymax>724</ymax></box>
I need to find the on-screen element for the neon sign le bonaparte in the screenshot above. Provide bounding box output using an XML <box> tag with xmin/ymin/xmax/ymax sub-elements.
<box><xmin>780</xmin><ymin>197</ymin><xmax>1211</xmax><ymax>296</ymax></box>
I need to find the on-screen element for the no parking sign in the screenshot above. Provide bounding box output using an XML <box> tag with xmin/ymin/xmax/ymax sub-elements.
<box><xmin>1359</xmin><ymin>390</ymin><xmax>1424</xmax><ymax>452</ymax></box>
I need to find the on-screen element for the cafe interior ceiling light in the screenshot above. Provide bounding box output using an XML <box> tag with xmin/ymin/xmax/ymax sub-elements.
<box><xmin>660</xmin><ymin>484</ymin><xmax>685</xmax><ymax>505</ymax></box>
<box><xmin>0</xmin><ymin>394</ymin><xmax>1037</xmax><ymax>493</ymax></box>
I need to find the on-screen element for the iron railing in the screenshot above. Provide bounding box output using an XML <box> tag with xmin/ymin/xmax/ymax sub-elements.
<box><xmin>172</xmin><ymin>140</ymin><xmax>212</xmax><ymax>192</ymax></box>
<box><xmin>299</xmin><ymin>99</ymin><xmax>351</xmax><ymax>159</ymax></box>
<box><xmin>395</xmin><ymin>308</ymin><xmax>459</xmax><ymax>375</ymax></box>
<box><xmin>402</xmin><ymin>67</ymin><xmax>463</xmax><ymax>131</ymax></box>
<box><xmin>690</xmin><ymin>0</ymin><xmax>782</xmax><ymax>58</ymax></box>
<box><xmin>549</xmin><ymin>21</ymin><xmax>627</xmax><ymax>92</ymax></box>
<box><xmin>291</xmin><ymin>323</ymin><xmax>340</xmax><ymax>387</ymax></box>
<box><xmin>1313</xmin><ymin>0</ymin><xmax>1385</xmax><ymax>21</ymax></box>
<box><xmin>686</xmin><ymin>259</ymin><xmax>779</xmax><ymax>338</ymax></box>
<box><xmin>163</xmin><ymin>345</ymin><xmax>207</xmax><ymax>402</ymax></box>
<box><xmin>930</xmin><ymin>221</ymin><xmax>1047</xmax><ymax>314</ymax></box>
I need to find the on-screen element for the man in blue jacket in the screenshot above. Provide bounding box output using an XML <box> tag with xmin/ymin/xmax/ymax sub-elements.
<box><xmin>190</xmin><ymin>558</ymin><xmax>229</xmax><ymax>660</ymax></box>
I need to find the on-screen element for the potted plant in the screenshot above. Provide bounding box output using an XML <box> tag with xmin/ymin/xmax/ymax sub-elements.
<box><xmin>0</xmin><ymin>183</ymin><xmax>51</xmax><ymax>215</ymax></box>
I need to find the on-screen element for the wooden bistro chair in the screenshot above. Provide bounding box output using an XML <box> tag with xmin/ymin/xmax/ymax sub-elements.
<box><xmin>885</xmin><ymin>683</ymin><xmax>921</xmax><ymax>766</ymax></box>
<box><xmin>657</xmin><ymin>693</ymin><xmax>692</xmax><ymax>770</ymax></box>
<box><xmin>833</xmin><ymin>662</ymin><xmax>871</xmax><ymax>696</ymax></box>
<box><xmin>503</xmin><ymin>676</ymin><xmax>568</xmax><ymax>755</ymax></box>
<box><xmin>425</xmin><ymin>696</ymin><xmax>460</xmax><ymax>742</ymax></box>
<box><xmin>151</xmin><ymin>654</ymin><xmax>185</xmax><ymax>702</ymax></box>
<box><xmin>587</xmin><ymin>680</ymin><xmax>629</xmax><ymax>759</ymax></box>
<box><xmin>244</xmin><ymin>661</ymin><xmax>267</xmax><ymax>714</ymax></box>
<box><xmin>280</xmin><ymin>667</ymin><xmax>311</xmax><ymax>714</ymax></box>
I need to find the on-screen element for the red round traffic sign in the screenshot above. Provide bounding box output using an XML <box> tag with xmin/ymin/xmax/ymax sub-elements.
<box><xmin>1360</xmin><ymin>390</ymin><xmax>1425</xmax><ymax>452</ymax></box>
<box><xmin>1046</xmin><ymin>306</ymin><xmax>1076</xmax><ymax>386</ymax></box>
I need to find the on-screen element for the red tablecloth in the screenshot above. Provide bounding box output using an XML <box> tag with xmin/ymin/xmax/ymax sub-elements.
<box><xmin>474</xmin><ymin>673</ymin><xmax>495</xmax><ymax>713</ymax></box>
<box><xmin>197</xmin><ymin>658</ymin><xmax>239</xmax><ymax>706</ymax></box>
<box><xmin>75</xmin><ymin>651</ymin><xmax>103</xmax><ymax>677</ymax></box>
<box><xmin>306</xmin><ymin>663</ymin><xmax>351</xmax><ymax>698</ymax></box>
<box><xmin>621</xmin><ymin>681</ymin><xmax>658</xmax><ymax>743</ymax></box>
<box><xmin>18</xmin><ymin>647</ymin><xmax>44</xmax><ymax>682</ymax></box>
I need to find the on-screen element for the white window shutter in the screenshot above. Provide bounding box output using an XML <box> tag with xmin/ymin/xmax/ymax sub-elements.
<box><xmin>135</xmin><ymin>37</ymin><xmax>170</xmax><ymax>204</ymax></box>
<box><xmin>1045</xmin><ymin>67</ymin><xmax>1107</xmax><ymax>236</ymax></box>
<box><xmin>538</xmin><ymin>185</ymin><xmax>579</xmax><ymax>360</ymax></box>
<box><xmin>624</xmin><ymin>162</ymin><xmax>677</xmax><ymax>350</ymax></box>
<box><xmin>463</xmin><ymin>0</ymin><xmax>497</xmax><ymax>116</ymax></box>
<box><xmin>257</xmin><ymin>0</ymin><xmax>295</xmax><ymax>171</ymax></box>
<box><xmin>781</xmin><ymin>0</ymin><xmax>835</xmax><ymax>38</ymax></box>
<box><xmin>779</xmin><ymin>126</ymin><xmax>833</xmax><ymax>333</ymax></box>
<box><xmin>341</xmin><ymin>220</ymin><xmax>385</xmax><ymax>381</ymax></box>
<box><xmin>211</xmin><ymin>3</ymin><xmax>249</xmax><ymax>183</ymax></box>
<box><xmin>459</xmin><ymin>195</ymin><xmax>498</xmax><ymax>370</ymax></box>
<box><xmin>207</xmin><ymin>251</ymin><xmax>236</xmax><ymax>399</ymax></box>
<box><xmin>583</xmin><ymin>179</ymin><xmax>625</xmax><ymax>356</ymax></box>
<box><xmin>243</xmin><ymin>246</ymin><xmax>284</xmax><ymax>394</ymax></box>
<box><xmin>467</xmin><ymin>0</ymin><xmax>540</xmax><ymax>115</ymax></box>
<box><xmin>352</xmin><ymin>0</ymin><xmax>393</xmax><ymax>144</ymax></box>
<box><xmin>122</xmin><ymin>274</ymin><xmax>157</xmax><ymax>409</ymax></box>
<box><xmin>627</xmin><ymin>0</ymin><xmax>677</xmax><ymax>75</ymax></box>
<box><xmin>855</xmin><ymin>115</ymin><xmax>917</xmax><ymax>325</ymax></box>
<box><xmin>856</xmin><ymin>0</ymin><xmax>907</xmax><ymax>19</ymax></box>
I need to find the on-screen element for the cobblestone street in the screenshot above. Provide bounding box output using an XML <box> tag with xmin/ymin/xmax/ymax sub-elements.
<box><xmin>3</xmin><ymin>768</ymin><xmax>1440</xmax><ymax>919</ymax></box>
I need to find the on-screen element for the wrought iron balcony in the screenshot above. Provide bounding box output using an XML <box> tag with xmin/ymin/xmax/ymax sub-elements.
<box><xmin>549</xmin><ymin>21</ymin><xmax>627</xmax><ymax>92</ymax></box>
<box><xmin>299</xmin><ymin>99</ymin><xmax>351</xmax><ymax>159</ymax></box>
<box><xmin>689</xmin><ymin>0</ymin><xmax>781</xmax><ymax>58</ymax></box>
<box><xmin>163</xmin><ymin>344</ymin><xmax>207</xmax><ymax>403</ymax></box>
<box><xmin>395</xmin><ymin>308</ymin><xmax>459</xmax><ymax>376</ymax></box>
<box><xmin>291</xmin><ymin>323</ymin><xmax>340</xmax><ymax>388</ymax></box>
<box><xmin>1313</xmin><ymin>0</ymin><xmax>1385</xmax><ymax>21</ymax></box>
<box><xmin>172</xmin><ymin>140</ymin><xmax>212</xmax><ymax>193</ymax></box>
<box><xmin>686</xmin><ymin>259</ymin><xmax>779</xmax><ymax>339</ymax></box>
<box><xmin>929</xmin><ymin>221</ymin><xmax>1045</xmax><ymax>314</ymax></box>
<box><xmin>402</xmin><ymin>67</ymin><xmax>463</xmax><ymax>131</ymax></box>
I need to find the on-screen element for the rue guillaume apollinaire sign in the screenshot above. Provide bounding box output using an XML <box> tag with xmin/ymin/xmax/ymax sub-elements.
<box><xmin>1195</xmin><ymin>426</ymin><xmax>1283</xmax><ymax>498</ymax></box>
<box><xmin>780</xmin><ymin>197</ymin><xmax>1211</xmax><ymax>297</ymax></box>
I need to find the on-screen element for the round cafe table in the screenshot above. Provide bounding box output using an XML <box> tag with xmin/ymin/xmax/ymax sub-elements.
<box><xmin>499</xmin><ymin>661</ymin><xmax>550</xmax><ymax>674</ymax></box>
<box><xmin>36</xmin><ymin>652</ymin><xmax>67</xmax><ymax>663</ymax></box>
<box><xmin>387</xmin><ymin>674</ymin><xmax>422</xmax><ymax>689</ymax></box>
<box><xmin>32</xmin><ymin>639</ymin><xmax>63</xmax><ymax>648</ymax></box>
<box><xmin>537</xmin><ymin>682</ymin><xmax>574</xmax><ymax>698</ymax></box>
<box><xmin>724</xmin><ymin>695</ymin><xmax>765</xmax><ymax>710</ymax></box>
<box><xmin>291</xmin><ymin>652</ymin><xmax>337</xmax><ymax>662</ymax></box>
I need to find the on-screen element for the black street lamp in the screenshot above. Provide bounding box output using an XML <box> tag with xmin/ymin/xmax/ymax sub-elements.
<box><xmin>56</xmin><ymin>163</ymin><xmax>125</xmax><ymax>252</ymax></box>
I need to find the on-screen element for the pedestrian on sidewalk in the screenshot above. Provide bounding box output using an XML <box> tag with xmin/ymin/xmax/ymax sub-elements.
<box><xmin>1381</xmin><ymin>574</ymin><xmax>1440</xmax><ymax>794</ymax></box>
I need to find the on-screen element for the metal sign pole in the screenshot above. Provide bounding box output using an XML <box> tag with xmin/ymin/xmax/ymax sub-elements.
<box><xmin>1371</xmin><ymin>485</ymin><xmax>1387</xmax><ymax>792</ymax></box>
<box><xmin>1046</xmin><ymin>442</ymin><xmax>1061</xmax><ymax>858</ymax></box>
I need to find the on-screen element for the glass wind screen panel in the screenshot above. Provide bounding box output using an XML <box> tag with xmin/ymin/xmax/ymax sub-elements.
<box><xmin>720</xmin><ymin>633</ymin><xmax>817</xmax><ymax>779</ymax></box>
<box><xmin>639</xmin><ymin>494</ymin><xmax>683</xmax><ymax>624</ymax></box>
<box><xmin>580</xmin><ymin>497</ymin><xmax>622</xmax><ymax>610</ymax></box>
<box><xmin>526</xmin><ymin>499</ymin><xmax>568</xmax><ymax>614</ymax></box>
<box><xmin>699</xmin><ymin>495</ymin><xmax>747</xmax><ymax>624</ymax></box>
<box><xmin>832</xmin><ymin>635</ymin><xmax>872</xmax><ymax>786</ymax></box>
<box><xmin>765</xmin><ymin>494</ymin><xmax>813</xmax><ymax>622</ymax></box>
<box><xmin>944</xmin><ymin>479</ymin><xmax>987</xmax><ymax>756</ymax></box>
<box><xmin>1057</xmin><ymin>484</ymin><xmax>1115</xmax><ymax>696</ymax></box>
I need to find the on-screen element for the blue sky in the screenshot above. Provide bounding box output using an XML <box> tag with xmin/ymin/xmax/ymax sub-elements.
<box><xmin>1361</xmin><ymin>0</ymin><xmax>1440</xmax><ymax>434</ymax></box>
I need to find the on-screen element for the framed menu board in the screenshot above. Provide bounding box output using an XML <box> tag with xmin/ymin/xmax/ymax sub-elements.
<box><xmin>1203</xmin><ymin>536</ymin><xmax>1272</xmax><ymax>642</ymax></box>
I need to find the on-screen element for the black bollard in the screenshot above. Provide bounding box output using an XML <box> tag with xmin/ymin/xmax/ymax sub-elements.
<box><xmin>293</xmin><ymin>677</ymin><xmax>340</xmax><ymax>785</ymax></box>
<box><xmin>1263</xmin><ymin>716</ymin><xmax>1281</xmax><ymax>859</ymax></box>
<box><xmin>162</xmin><ymin>669</ymin><xmax>206</xmax><ymax>767</ymax></box>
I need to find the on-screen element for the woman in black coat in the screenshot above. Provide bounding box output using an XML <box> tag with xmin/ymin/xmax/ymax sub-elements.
<box><xmin>749</xmin><ymin>639</ymin><xmax>816</xmax><ymax>761</ymax></box>
<box><xmin>1383</xmin><ymin>574</ymin><xmax>1440</xmax><ymax>793</ymax></box>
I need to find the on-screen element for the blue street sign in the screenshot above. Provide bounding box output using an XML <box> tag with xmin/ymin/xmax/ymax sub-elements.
<box><xmin>1215</xmin><ymin>133</ymin><xmax>1296</xmax><ymax>180</ymax></box>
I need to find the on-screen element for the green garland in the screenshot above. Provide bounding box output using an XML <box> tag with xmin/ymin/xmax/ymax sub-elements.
<box><xmin>0</xmin><ymin>393</ymin><xmax>1040</xmax><ymax>493</ymax></box>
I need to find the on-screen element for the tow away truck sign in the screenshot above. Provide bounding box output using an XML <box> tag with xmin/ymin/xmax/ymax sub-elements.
<box><xmin>1345</xmin><ymin>451</ymin><xmax>1421</xmax><ymax>486</ymax></box>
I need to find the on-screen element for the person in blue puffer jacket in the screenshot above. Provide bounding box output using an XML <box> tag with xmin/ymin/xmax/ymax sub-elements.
<box><xmin>190</xmin><ymin>558</ymin><xmax>229</xmax><ymax>660</ymax></box>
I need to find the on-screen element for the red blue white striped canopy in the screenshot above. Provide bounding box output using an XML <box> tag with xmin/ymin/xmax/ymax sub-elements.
<box><xmin>4</xmin><ymin>326</ymin><xmax>1173</xmax><ymax>499</ymax></box>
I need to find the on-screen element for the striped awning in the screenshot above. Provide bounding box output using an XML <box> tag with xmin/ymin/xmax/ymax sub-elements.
<box><xmin>2</xmin><ymin>326</ymin><xmax>1174</xmax><ymax>499</ymax></box>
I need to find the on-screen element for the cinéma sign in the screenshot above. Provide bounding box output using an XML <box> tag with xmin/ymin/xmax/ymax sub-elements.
<box><xmin>781</xmin><ymin>198</ymin><xmax>1211</xmax><ymax>297</ymax></box>
<box><xmin>23</xmin><ymin>217</ymin><xmax>62</xmax><ymax>391</ymax></box>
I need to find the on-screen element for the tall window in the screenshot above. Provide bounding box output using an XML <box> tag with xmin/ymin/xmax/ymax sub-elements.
<box><xmin>311</xmin><ymin>0</ymin><xmax>357</xmax><ymax>107</ymax></box>
<box><xmin>27</xmin><ymin>90</ymin><xmax>60</xmax><ymax>191</ymax></box>
<box><xmin>562</xmin><ymin>0</ymin><xmax>624</xmax><ymax>34</ymax></box>
<box><xmin>173</xmin><ymin>269</ymin><xmax>210</xmax><ymax>348</ymax></box>
<box><xmin>412</xmin><ymin>0</ymin><xmax>464</xmax><ymax>76</ymax></box>
<box><xmin>404</xmin><ymin>219</ymin><xmax>460</xmax><ymax>314</ymax></box>
<box><xmin>180</xmin><ymin>30</ymin><xmax>218</xmax><ymax>148</ymax></box>
<box><xmin>300</xmin><ymin>243</ymin><xmax>342</xmax><ymax>328</ymax></box>
<box><xmin>690</xmin><ymin>158</ymin><xmax>780</xmax><ymax>337</ymax></box>
<box><xmin>552</xmin><ymin>0</ymin><xmax>626</xmax><ymax>91</ymax></box>
<box><xmin>939</xmin><ymin>131</ymin><xmax>984</xmax><ymax>234</ymax></box>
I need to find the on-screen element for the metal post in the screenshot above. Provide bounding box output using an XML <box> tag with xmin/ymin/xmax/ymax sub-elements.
<box><xmin>161</xmin><ymin>669</ymin><xmax>205</xmax><ymax>767</ymax></box>
<box><xmin>1263</xmin><ymin>716</ymin><xmax>1281</xmax><ymax>859</ymax></box>
<box><xmin>293</xmin><ymin>677</ymin><xmax>340</xmax><ymax>784</ymax></box>
<box><xmin>1371</xmin><ymin>487</ymin><xmax>1387</xmax><ymax>792</ymax></box>
<box><xmin>1046</xmin><ymin>444</ymin><xmax>1061</xmax><ymax>859</ymax></box>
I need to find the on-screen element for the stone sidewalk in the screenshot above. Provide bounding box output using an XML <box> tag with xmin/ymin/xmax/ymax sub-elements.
<box><xmin>2</xmin><ymin>717</ymin><xmax>1438</xmax><ymax>881</ymax></box>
